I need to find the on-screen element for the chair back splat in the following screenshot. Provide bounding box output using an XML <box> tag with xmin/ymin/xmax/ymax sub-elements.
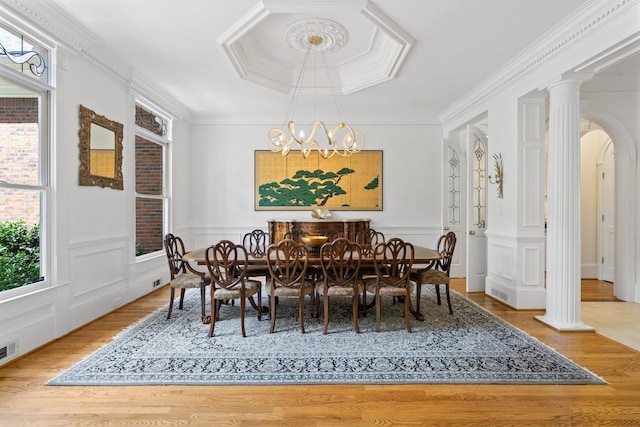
<box><xmin>243</xmin><ymin>229</ymin><xmax>270</xmax><ymax>257</ymax></box>
<box><xmin>242</xmin><ymin>229</ymin><xmax>271</xmax><ymax>281</ymax></box>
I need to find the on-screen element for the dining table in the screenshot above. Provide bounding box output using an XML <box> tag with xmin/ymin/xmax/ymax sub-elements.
<box><xmin>183</xmin><ymin>243</ymin><xmax>442</xmax><ymax>321</ymax></box>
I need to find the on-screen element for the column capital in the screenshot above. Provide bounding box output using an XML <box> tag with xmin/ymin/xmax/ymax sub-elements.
<box><xmin>539</xmin><ymin>72</ymin><xmax>595</xmax><ymax>92</ymax></box>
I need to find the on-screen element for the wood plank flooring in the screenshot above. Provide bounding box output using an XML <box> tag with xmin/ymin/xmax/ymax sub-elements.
<box><xmin>1</xmin><ymin>279</ymin><xmax>639</xmax><ymax>427</ymax></box>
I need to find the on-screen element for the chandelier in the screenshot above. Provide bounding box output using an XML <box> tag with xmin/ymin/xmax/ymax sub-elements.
<box><xmin>268</xmin><ymin>22</ymin><xmax>364</xmax><ymax>159</ymax></box>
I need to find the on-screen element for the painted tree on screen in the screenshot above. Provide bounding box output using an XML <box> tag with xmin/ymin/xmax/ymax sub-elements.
<box><xmin>258</xmin><ymin>167</ymin><xmax>355</xmax><ymax>207</ymax></box>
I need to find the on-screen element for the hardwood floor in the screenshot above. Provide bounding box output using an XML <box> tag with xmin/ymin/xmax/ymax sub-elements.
<box><xmin>1</xmin><ymin>279</ymin><xmax>639</xmax><ymax>427</ymax></box>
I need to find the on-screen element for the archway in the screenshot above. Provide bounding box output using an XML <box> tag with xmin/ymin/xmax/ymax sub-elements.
<box><xmin>581</xmin><ymin>111</ymin><xmax>637</xmax><ymax>302</ymax></box>
<box><xmin>580</xmin><ymin>124</ymin><xmax>614</xmax><ymax>283</ymax></box>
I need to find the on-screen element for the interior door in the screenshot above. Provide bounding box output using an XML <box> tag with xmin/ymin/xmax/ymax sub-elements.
<box><xmin>466</xmin><ymin>125</ymin><xmax>488</xmax><ymax>292</ymax></box>
<box><xmin>598</xmin><ymin>141</ymin><xmax>615</xmax><ymax>282</ymax></box>
<box><xmin>443</xmin><ymin>139</ymin><xmax>465</xmax><ymax>277</ymax></box>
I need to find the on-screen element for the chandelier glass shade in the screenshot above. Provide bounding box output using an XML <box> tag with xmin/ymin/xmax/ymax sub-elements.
<box><xmin>268</xmin><ymin>32</ymin><xmax>364</xmax><ymax>159</ymax></box>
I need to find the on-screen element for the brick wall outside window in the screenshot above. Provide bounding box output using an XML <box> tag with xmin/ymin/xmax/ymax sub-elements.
<box><xmin>135</xmin><ymin>104</ymin><xmax>167</xmax><ymax>256</ymax></box>
<box><xmin>0</xmin><ymin>98</ymin><xmax>40</xmax><ymax>224</ymax></box>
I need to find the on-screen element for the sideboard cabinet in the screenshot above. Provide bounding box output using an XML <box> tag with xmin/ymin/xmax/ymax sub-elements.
<box><xmin>268</xmin><ymin>218</ymin><xmax>370</xmax><ymax>243</ymax></box>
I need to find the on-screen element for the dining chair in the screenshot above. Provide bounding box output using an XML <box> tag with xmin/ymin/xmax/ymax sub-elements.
<box><xmin>163</xmin><ymin>233</ymin><xmax>211</xmax><ymax>323</ymax></box>
<box><xmin>364</xmin><ymin>238</ymin><xmax>415</xmax><ymax>332</ymax></box>
<box><xmin>242</xmin><ymin>229</ymin><xmax>271</xmax><ymax>281</ymax></box>
<box><xmin>355</xmin><ymin>228</ymin><xmax>385</xmax><ymax>253</ymax></box>
<box><xmin>317</xmin><ymin>237</ymin><xmax>363</xmax><ymax>334</ymax></box>
<box><xmin>266</xmin><ymin>239</ymin><xmax>315</xmax><ymax>333</ymax></box>
<box><xmin>410</xmin><ymin>231</ymin><xmax>457</xmax><ymax>315</ymax></box>
<box><xmin>355</xmin><ymin>228</ymin><xmax>386</xmax><ymax>307</ymax></box>
<box><xmin>204</xmin><ymin>240</ymin><xmax>262</xmax><ymax>337</ymax></box>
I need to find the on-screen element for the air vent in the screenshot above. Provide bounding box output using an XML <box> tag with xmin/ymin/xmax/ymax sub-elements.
<box><xmin>491</xmin><ymin>288</ymin><xmax>509</xmax><ymax>302</ymax></box>
<box><xmin>0</xmin><ymin>340</ymin><xmax>17</xmax><ymax>362</ymax></box>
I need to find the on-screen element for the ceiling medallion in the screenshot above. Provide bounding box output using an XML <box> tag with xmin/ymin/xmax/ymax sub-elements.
<box><xmin>285</xmin><ymin>19</ymin><xmax>347</xmax><ymax>54</ymax></box>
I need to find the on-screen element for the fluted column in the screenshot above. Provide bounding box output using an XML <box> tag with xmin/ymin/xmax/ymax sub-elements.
<box><xmin>536</xmin><ymin>78</ymin><xmax>593</xmax><ymax>331</ymax></box>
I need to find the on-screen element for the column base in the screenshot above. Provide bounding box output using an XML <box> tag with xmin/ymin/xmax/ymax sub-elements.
<box><xmin>535</xmin><ymin>314</ymin><xmax>594</xmax><ymax>332</ymax></box>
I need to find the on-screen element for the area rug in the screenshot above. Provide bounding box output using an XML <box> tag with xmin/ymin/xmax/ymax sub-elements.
<box><xmin>48</xmin><ymin>288</ymin><xmax>605</xmax><ymax>386</ymax></box>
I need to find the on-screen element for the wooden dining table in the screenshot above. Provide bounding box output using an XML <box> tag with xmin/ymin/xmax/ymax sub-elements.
<box><xmin>183</xmin><ymin>243</ymin><xmax>441</xmax><ymax>321</ymax></box>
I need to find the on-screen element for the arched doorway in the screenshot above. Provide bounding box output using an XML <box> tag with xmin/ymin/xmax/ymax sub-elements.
<box><xmin>580</xmin><ymin>123</ymin><xmax>614</xmax><ymax>283</ymax></box>
<box><xmin>579</xmin><ymin>111</ymin><xmax>637</xmax><ymax>303</ymax></box>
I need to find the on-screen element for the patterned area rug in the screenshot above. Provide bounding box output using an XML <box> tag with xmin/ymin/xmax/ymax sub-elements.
<box><xmin>48</xmin><ymin>288</ymin><xmax>605</xmax><ymax>386</ymax></box>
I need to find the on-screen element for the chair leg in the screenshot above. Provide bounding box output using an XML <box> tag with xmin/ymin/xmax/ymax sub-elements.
<box><xmin>299</xmin><ymin>294</ymin><xmax>306</xmax><ymax>334</ymax></box>
<box><xmin>415</xmin><ymin>280</ymin><xmax>422</xmax><ymax>316</ymax></box>
<box><xmin>178</xmin><ymin>288</ymin><xmax>186</xmax><ymax>310</ymax></box>
<box><xmin>256</xmin><ymin>288</ymin><xmax>262</xmax><ymax>321</ymax></box>
<box><xmin>240</xmin><ymin>296</ymin><xmax>247</xmax><ymax>338</ymax></box>
<box><xmin>215</xmin><ymin>300</ymin><xmax>223</xmax><ymax>320</ymax></box>
<box><xmin>167</xmin><ymin>288</ymin><xmax>176</xmax><ymax>319</ymax></box>
<box><xmin>404</xmin><ymin>291</ymin><xmax>412</xmax><ymax>333</ymax></box>
<box><xmin>435</xmin><ymin>284</ymin><xmax>442</xmax><ymax>305</ymax></box>
<box><xmin>322</xmin><ymin>294</ymin><xmax>330</xmax><ymax>335</ymax></box>
<box><xmin>352</xmin><ymin>293</ymin><xmax>360</xmax><ymax>334</ymax></box>
<box><xmin>375</xmin><ymin>293</ymin><xmax>382</xmax><ymax>332</ymax></box>
<box><xmin>208</xmin><ymin>298</ymin><xmax>217</xmax><ymax>337</ymax></box>
<box><xmin>445</xmin><ymin>284</ymin><xmax>453</xmax><ymax>315</ymax></box>
<box><xmin>269</xmin><ymin>295</ymin><xmax>277</xmax><ymax>334</ymax></box>
<box><xmin>199</xmin><ymin>284</ymin><xmax>206</xmax><ymax>321</ymax></box>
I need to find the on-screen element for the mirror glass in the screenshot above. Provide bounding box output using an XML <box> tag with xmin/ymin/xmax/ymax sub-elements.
<box><xmin>78</xmin><ymin>105</ymin><xmax>123</xmax><ymax>189</ymax></box>
<box><xmin>89</xmin><ymin>123</ymin><xmax>116</xmax><ymax>178</ymax></box>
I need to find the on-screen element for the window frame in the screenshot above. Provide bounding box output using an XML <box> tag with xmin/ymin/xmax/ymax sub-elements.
<box><xmin>133</xmin><ymin>99</ymin><xmax>171</xmax><ymax>260</ymax></box>
<box><xmin>0</xmin><ymin>21</ymin><xmax>53</xmax><ymax>300</ymax></box>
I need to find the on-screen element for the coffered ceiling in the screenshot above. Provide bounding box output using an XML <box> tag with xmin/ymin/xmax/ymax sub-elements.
<box><xmin>20</xmin><ymin>0</ymin><xmax>636</xmax><ymax>124</ymax></box>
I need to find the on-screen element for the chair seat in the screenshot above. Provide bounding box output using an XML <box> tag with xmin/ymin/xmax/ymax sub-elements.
<box><xmin>170</xmin><ymin>272</ymin><xmax>211</xmax><ymax>288</ymax></box>
<box><xmin>316</xmin><ymin>282</ymin><xmax>364</xmax><ymax>297</ymax></box>
<box><xmin>213</xmin><ymin>279</ymin><xmax>261</xmax><ymax>300</ymax></box>
<box><xmin>410</xmin><ymin>268</ymin><xmax>450</xmax><ymax>284</ymax></box>
<box><xmin>364</xmin><ymin>278</ymin><xmax>414</xmax><ymax>296</ymax></box>
<box><xmin>265</xmin><ymin>280</ymin><xmax>315</xmax><ymax>297</ymax></box>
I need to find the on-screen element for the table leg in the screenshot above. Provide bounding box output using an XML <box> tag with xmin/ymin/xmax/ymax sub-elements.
<box><xmin>249</xmin><ymin>296</ymin><xmax>269</xmax><ymax>314</ymax></box>
<box><xmin>410</xmin><ymin>281</ymin><xmax>425</xmax><ymax>321</ymax></box>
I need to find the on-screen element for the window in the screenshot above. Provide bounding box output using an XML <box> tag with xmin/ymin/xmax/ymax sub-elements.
<box><xmin>0</xmin><ymin>25</ymin><xmax>49</xmax><ymax>84</ymax></box>
<box><xmin>135</xmin><ymin>102</ymin><xmax>170</xmax><ymax>257</ymax></box>
<box><xmin>0</xmin><ymin>23</ymin><xmax>50</xmax><ymax>294</ymax></box>
<box><xmin>472</xmin><ymin>135</ymin><xmax>487</xmax><ymax>228</ymax></box>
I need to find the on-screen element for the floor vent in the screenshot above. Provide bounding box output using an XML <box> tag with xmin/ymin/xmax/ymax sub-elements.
<box><xmin>491</xmin><ymin>288</ymin><xmax>509</xmax><ymax>302</ymax></box>
<box><xmin>0</xmin><ymin>341</ymin><xmax>16</xmax><ymax>362</ymax></box>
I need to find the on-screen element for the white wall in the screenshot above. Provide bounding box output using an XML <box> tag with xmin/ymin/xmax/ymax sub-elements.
<box><xmin>185</xmin><ymin>123</ymin><xmax>445</xmax><ymax>248</ymax></box>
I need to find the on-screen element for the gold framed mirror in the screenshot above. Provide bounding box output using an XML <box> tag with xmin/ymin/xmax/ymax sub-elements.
<box><xmin>78</xmin><ymin>104</ymin><xmax>124</xmax><ymax>189</ymax></box>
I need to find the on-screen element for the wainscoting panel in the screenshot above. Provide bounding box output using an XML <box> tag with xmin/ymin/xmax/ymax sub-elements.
<box><xmin>66</xmin><ymin>236</ymin><xmax>127</xmax><ymax>329</ymax></box>
<box><xmin>0</xmin><ymin>287</ymin><xmax>57</xmax><ymax>366</ymax></box>
<box><xmin>488</xmin><ymin>240</ymin><xmax>514</xmax><ymax>281</ymax></box>
<box><xmin>485</xmin><ymin>231</ymin><xmax>546</xmax><ymax>309</ymax></box>
<box><xmin>522</xmin><ymin>246</ymin><xmax>541</xmax><ymax>285</ymax></box>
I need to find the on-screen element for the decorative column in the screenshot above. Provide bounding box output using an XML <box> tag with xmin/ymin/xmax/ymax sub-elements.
<box><xmin>536</xmin><ymin>78</ymin><xmax>593</xmax><ymax>331</ymax></box>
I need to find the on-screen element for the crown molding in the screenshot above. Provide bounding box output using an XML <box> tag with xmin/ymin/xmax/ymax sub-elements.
<box><xmin>130</xmin><ymin>73</ymin><xmax>193</xmax><ymax>124</ymax></box>
<box><xmin>0</xmin><ymin>0</ymin><xmax>193</xmax><ymax>120</ymax></box>
<box><xmin>439</xmin><ymin>0</ymin><xmax>639</xmax><ymax>132</ymax></box>
<box><xmin>190</xmin><ymin>118</ymin><xmax>439</xmax><ymax>127</ymax></box>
